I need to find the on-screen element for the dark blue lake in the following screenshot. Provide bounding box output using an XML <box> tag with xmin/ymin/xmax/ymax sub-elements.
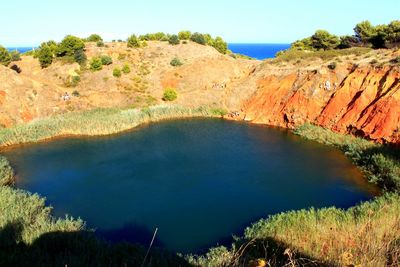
<box><xmin>4</xmin><ymin>119</ymin><xmax>376</xmax><ymax>253</ymax></box>
<box><xmin>228</xmin><ymin>43</ymin><xmax>290</xmax><ymax>59</ymax></box>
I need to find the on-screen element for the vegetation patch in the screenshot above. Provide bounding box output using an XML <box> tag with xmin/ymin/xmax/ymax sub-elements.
<box><xmin>274</xmin><ymin>47</ymin><xmax>371</xmax><ymax>62</ymax></box>
<box><xmin>170</xmin><ymin>57</ymin><xmax>183</xmax><ymax>67</ymax></box>
<box><xmin>89</xmin><ymin>57</ymin><xmax>102</xmax><ymax>71</ymax></box>
<box><xmin>162</xmin><ymin>88</ymin><xmax>178</xmax><ymax>101</ymax></box>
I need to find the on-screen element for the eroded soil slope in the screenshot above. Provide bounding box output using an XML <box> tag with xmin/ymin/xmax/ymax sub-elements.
<box><xmin>240</xmin><ymin>57</ymin><xmax>400</xmax><ymax>143</ymax></box>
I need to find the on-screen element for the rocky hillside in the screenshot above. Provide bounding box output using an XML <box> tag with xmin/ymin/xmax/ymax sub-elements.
<box><xmin>1</xmin><ymin>42</ymin><xmax>400</xmax><ymax>143</ymax></box>
<box><xmin>0</xmin><ymin>41</ymin><xmax>257</xmax><ymax>127</ymax></box>
<box><xmin>239</xmin><ymin>56</ymin><xmax>400</xmax><ymax>143</ymax></box>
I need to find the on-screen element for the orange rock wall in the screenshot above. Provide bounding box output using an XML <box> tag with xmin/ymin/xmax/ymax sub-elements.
<box><xmin>243</xmin><ymin>65</ymin><xmax>400</xmax><ymax>143</ymax></box>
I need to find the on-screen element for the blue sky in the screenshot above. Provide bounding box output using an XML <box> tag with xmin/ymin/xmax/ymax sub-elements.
<box><xmin>1</xmin><ymin>0</ymin><xmax>399</xmax><ymax>46</ymax></box>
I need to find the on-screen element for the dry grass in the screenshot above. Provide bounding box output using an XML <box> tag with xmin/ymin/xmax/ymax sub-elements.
<box><xmin>273</xmin><ymin>47</ymin><xmax>372</xmax><ymax>63</ymax></box>
<box><xmin>244</xmin><ymin>194</ymin><xmax>400</xmax><ymax>266</ymax></box>
<box><xmin>0</xmin><ymin>104</ymin><xmax>225</xmax><ymax>148</ymax></box>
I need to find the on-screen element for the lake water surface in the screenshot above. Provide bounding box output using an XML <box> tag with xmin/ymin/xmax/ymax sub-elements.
<box><xmin>4</xmin><ymin>119</ymin><xmax>376</xmax><ymax>253</ymax></box>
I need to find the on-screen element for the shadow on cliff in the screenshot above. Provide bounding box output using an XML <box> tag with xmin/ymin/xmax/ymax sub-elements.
<box><xmin>0</xmin><ymin>221</ymin><xmax>190</xmax><ymax>267</ymax></box>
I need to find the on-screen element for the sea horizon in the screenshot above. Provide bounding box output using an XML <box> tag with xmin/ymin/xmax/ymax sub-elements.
<box><xmin>7</xmin><ymin>43</ymin><xmax>291</xmax><ymax>60</ymax></box>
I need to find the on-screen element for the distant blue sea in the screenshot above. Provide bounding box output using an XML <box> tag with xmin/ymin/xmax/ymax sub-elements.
<box><xmin>7</xmin><ymin>44</ymin><xmax>290</xmax><ymax>59</ymax></box>
<box><xmin>228</xmin><ymin>43</ymin><xmax>290</xmax><ymax>60</ymax></box>
<box><xmin>7</xmin><ymin>47</ymin><xmax>35</xmax><ymax>53</ymax></box>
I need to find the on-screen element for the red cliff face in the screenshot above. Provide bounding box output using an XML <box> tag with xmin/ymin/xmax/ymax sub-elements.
<box><xmin>242</xmin><ymin>65</ymin><xmax>400</xmax><ymax>143</ymax></box>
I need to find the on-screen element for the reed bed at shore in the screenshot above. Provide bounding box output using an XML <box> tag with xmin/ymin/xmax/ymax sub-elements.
<box><xmin>0</xmin><ymin>104</ymin><xmax>226</xmax><ymax>148</ymax></box>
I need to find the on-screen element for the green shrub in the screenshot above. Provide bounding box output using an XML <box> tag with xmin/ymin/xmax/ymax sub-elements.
<box><xmin>85</xmin><ymin>34</ymin><xmax>103</xmax><ymax>42</ymax></box>
<box><xmin>37</xmin><ymin>46</ymin><xmax>53</xmax><ymax>68</ymax></box>
<box><xmin>0</xmin><ymin>155</ymin><xmax>14</xmax><ymax>186</ymax></box>
<box><xmin>162</xmin><ymin>88</ymin><xmax>178</xmax><ymax>101</ymax></box>
<box><xmin>170</xmin><ymin>57</ymin><xmax>183</xmax><ymax>67</ymax></box>
<box><xmin>190</xmin><ymin>32</ymin><xmax>206</xmax><ymax>45</ymax></box>
<box><xmin>74</xmin><ymin>49</ymin><xmax>87</xmax><ymax>66</ymax></box>
<box><xmin>311</xmin><ymin>30</ymin><xmax>340</xmax><ymax>50</ymax></box>
<box><xmin>72</xmin><ymin>90</ymin><xmax>80</xmax><ymax>97</ymax></box>
<box><xmin>0</xmin><ymin>46</ymin><xmax>11</xmax><ymax>66</ymax></box>
<box><xmin>212</xmin><ymin>36</ymin><xmax>228</xmax><ymax>54</ymax></box>
<box><xmin>56</xmin><ymin>35</ymin><xmax>85</xmax><ymax>57</ymax></box>
<box><xmin>203</xmin><ymin>34</ymin><xmax>214</xmax><ymax>46</ymax></box>
<box><xmin>113</xmin><ymin>67</ymin><xmax>121</xmax><ymax>77</ymax></box>
<box><xmin>168</xmin><ymin>34</ymin><xmax>180</xmax><ymax>45</ymax></box>
<box><xmin>10</xmin><ymin>51</ymin><xmax>21</xmax><ymax>61</ymax></box>
<box><xmin>127</xmin><ymin>34</ymin><xmax>140</xmax><ymax>48</ymax></box>
<box><xmin>100</xmin><ymin>55</ymin><xmax>112</xmax><ymax>65</ymax></box>
<box><xmin>210</xmin><ymin>108</ymin><xmax>228</xmax><ymax>116</ymax></box>
<box><xmin>178</xmin><ymin>31</ymin><xmax>191</xmax><ymax>40</ymax></box>
<box><xmin>96</xmin><ymin>40</ymin><xmax>105</xmax><ymax>47</ymax></box>
<box><xmin>71</xmin><ymin>75</ymin><xmax>81</xmax><ymax>86</ymax></box>
<box><xmin>42</xmin><ymin>40</ymin><xmax>58</xmax><ymax>55</ymax></box>
<box><xmin>327</xmin><ymin>62</ymin><xmax>337</xmax><ymax>70</ymax></box>
<box><xmin>122</xmin><ymin>64</ymin><xmax>130</xmax><ymax>74</ymax></box>
<box><xmin>89</xmin><ymin>57</ymin><xmax>102</xmax><ymax>71</ymax></box>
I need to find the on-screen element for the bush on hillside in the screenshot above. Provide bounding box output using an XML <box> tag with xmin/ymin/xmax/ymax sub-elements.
<box><xmin>212</xmin><ymin>36</ymin><xmax>228</xmax><ymax>54</ymax></box>
<box><xmin>127</xmin><ymin>34</ymin><xmax>140</xmax><ymax>48</ymax></box>
<box><xmin>89</xmin><ymin>57</ymin><xmax>102</xmax><ymax>71</ymax></box>
<box><xmin>74</xmin><ymin>49</ymin><xmax>87</xmax><ymax>66</ymax></box>
<box><xmin>10</xmin><ymin>51</ymin><xmax>21</xmax><ymax>61</ymax></box>
<box><xmin>354</xmin><ymin>20</ymin><xmax>376</xmax><ymax>44</ymax></box>
<box><xmin>113</xmin><ymin>67</ymin><xmax>121</xmax><ymax>77</ymax></box>
<box><xmin>37</xmin><ymin>46</ymin><xmax>53</xmax><ymax>68</ymax></box>
<box><xmin>56</xmin><ymin>35</ymin><xmax>85</xmax><ymax>57</ymax></box>
<box><xmin>44</xmin><ymin>40</ymin><xmax>58</xmax><ymax>52</ymax></box>
<box><xmin>0</xmin><ymin>46</ymin><xmax>11</xmax><ymax>66</ymax></box>
<box><xmin>190</xmin><ymin>32</ymin><xmax>206</xmax><ymax>45</ymax></box>
<box><xmin>338</xmin><ymin>35</ymin><xmax>359</xmax><ymax>49</ymax></box>
<box><xmin>311</xmin><ymin>30</ymin><xmax>340</xmax><ymax>50</ymax></box>
<box><xmin>85</xmin><ymin>34</ymin><xmax>103</xmax><ymax>42</ymax></box>
<box><xmin>96</xmin><ymin>40</ymin><xmax>105</xmax><ymax>47</ymax></box>
<box><xmin>203</xmin><ymin>34</ymin><xmax>214</xmax><ymax>46</ymax></box>
<box><xmin>122</xmin><ymin>63</ymin><xmax>130</xmax><ymax>74</ymax></box>
<box><xmin>0</xmin><ymin>156</ymin><xmax>14</xmax><ymax>186</ymax></box>
<box><xmin>72</xmin><ymin>76</ymin><xmax>81</xmax><ymax>86</ymax></box>
<box><xmin>170</xmin><ymin>57</ymin><xmax>183</xmax><ymax>67</ymax></box>
<box><xmin>168</xmin><ymin>34</ymin><xmax>180</xmax><ymax>45</ymax></box>
<box><xmin>178</xmin><ymin>31</ymin><xmax>191</xmax><ymax>40</ymax></box>
<box><xmin>100</xmin><ymin>55</ymin><xmax>112</xmax><ymax>65</ymax></box>
<box><xmin>162</xmin><ymin>88</ymin><xmax>178</xmax><ymax>101</ymax></box>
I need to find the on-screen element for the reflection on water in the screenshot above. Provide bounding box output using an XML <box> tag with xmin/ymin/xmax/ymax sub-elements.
<box><xmin>4</xmin><ymin>118</ymin><xmax>378</xmax><ymax>253</ymax></box>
